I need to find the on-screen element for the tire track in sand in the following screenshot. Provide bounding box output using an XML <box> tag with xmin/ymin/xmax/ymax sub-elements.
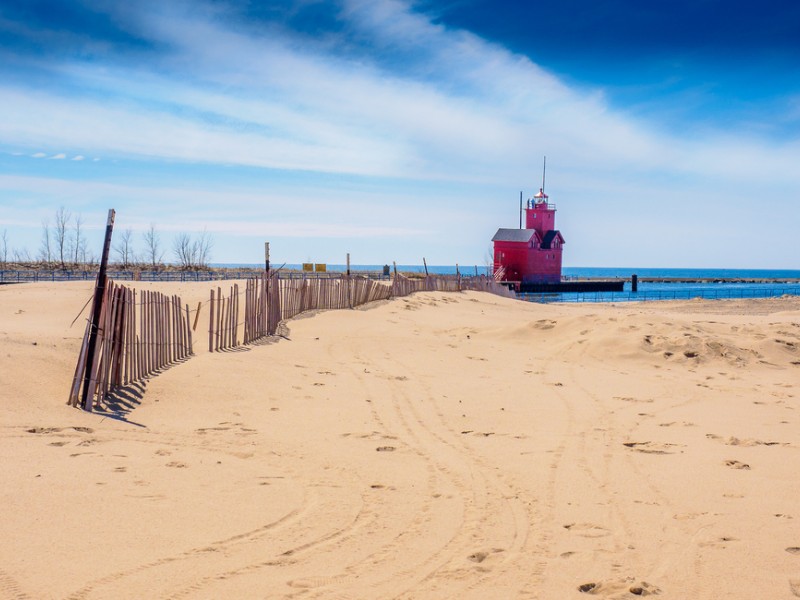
<box><xmin>277</xmin><ymin>335</ymin><xmax>532</xmax><ymax>600</ymax></box>
<box><xmin>0</xmin><ymin>569</ymin><xmax>33</xmax><ymax>600</ymax></box>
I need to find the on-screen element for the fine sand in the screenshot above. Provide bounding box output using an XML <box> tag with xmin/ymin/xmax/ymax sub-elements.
<box><xmin>1</xmin><ymin>281</ymin><xmax>799</xmax><ymax>599</ymax></box>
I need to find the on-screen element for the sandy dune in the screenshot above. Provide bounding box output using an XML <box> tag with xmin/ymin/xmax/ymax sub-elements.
<box><xmin>1</xmin><ymin>281</ymin><xmax>799</xmax><ymax>599</ymax></box>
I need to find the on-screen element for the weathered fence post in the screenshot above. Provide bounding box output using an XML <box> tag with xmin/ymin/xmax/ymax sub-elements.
<box><xmin>79</xmin><ymin>209</ymin><xmax>115</xmax><ymax>411</ymax></box>
<box><xmin>209</xmin><ymin>289</ymin><xmax>215</xmax><ymax>353</ymax></box>
<box><xmin>346</xmin><ymin>252</ymin><xmax>352</xmax><ymax>309</ymax></box>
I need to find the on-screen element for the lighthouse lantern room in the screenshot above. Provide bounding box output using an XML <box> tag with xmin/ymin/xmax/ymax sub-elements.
<box><xmin>492</xmin><ymin>186</ymin><xmax>565</xmax><ymax>289</ymax></box>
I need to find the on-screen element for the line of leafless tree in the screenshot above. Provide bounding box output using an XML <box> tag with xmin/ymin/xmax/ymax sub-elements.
<box><xmin>37</xmin><ymin>206</ymin><xmax>94</xmax><ymax>268</ymax></box>
<box><xmin>1</xmin><ymin>208</ymin><xmax>214</xmax><ymax>271</ymax></box>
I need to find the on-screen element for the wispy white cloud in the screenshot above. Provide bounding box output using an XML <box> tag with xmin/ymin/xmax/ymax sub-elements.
<box><xmin>2</xmin><ymin>0</ymin><xmax>798</xmax><ymax>187</ymax></box>
<box><xmin>49</xmin><ymin>153</ymin><xmax>67</xmax><ymax>159</ymax></box>
<box><xmin>72</xmin><ymin>155</ymin><xmax>85</xmax><ymax>161</ymax></box>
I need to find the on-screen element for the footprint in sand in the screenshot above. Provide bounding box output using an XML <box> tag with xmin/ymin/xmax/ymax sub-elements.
<box><xmin>614</xmin><ymin>396</ymin><xmax>654</xmax><ymax>404</ymax></box>
<box><xmin>166</xmin><ymin>461</ymin><xmax>188</xmax><ymax>468</ymax></box>
<box><xmin>707</xmin><ymin>433</ymin><xmax>785</xmax><ymax>447</ymax></box>
<box><xmin>787</xmin><ymin>547</ymin><xmax>800</xmax><ymax>554</ymax></box>
<box><xmin>629</xmin><ymin>582</ymin><xmax>661</xmax><ymax>596</ymax></box>
<box><xmin>578</xmin><ymin>579</ymin><xmax>660</xmax><ymax>596</ymax></box>
<box><xmin>699</xmin><ymin>536</ymin><xmax>738</xmax><ymax>548</ymax></box>
<box><xmin>724</xmin><ymin>460</ymin><xmax>751</xmax><ymax>470</ymax></box>
<box><xmin>468</xmin><ymin>551</ymin><xmax>488</xmax><ymax>563</ymax></box>
<box><xmin>563</xmin><ymin>523</ymin><xmax>610</xmax><ymax>538</ymax></box>
<box><xmin>790</xmin><ymin>579</ymin><xmax>800</xmax><ymax>597</ymax></box>
<box><xmin>623</xmin><ymin>441</ymin><xmax>681</xmax><ymax>455</ymax></box>
<box><xmin>467</xmin><ymin>548</ymin><xmax>503</xmax><ymax>564</ymax></box>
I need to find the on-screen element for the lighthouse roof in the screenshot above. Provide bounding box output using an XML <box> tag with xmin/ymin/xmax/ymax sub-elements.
<box><xmin>540</xmin><ymin>230</ymin><xmax>565</xmax><ymax>249</ymax></box>
<box><xmin>533</xmin><ymin>187</ymin><xmax>549</xmax><ymax>200</ymax></box>
<box><xmin>492</xmin><ymin>228</ymin><xmax>539</xmax><ymax>243</ymax></box>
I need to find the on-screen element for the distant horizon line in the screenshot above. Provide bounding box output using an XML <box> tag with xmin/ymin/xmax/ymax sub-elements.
<box><xmin>210</xmin><ymin>263</ymin><xmax>800</xmax><ymax>273</ymax></box>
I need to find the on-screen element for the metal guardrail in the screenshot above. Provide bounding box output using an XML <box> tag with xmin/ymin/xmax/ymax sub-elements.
<box><xmin>519</xmin><ymin>287</ymin><xmax>800</xmax><ymax>303</ymax></box>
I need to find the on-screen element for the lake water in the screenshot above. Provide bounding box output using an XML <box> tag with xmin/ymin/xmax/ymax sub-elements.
<box><xmin>213</xmin><ymin>264</ymin><xmax>800</xmax><ymax>302</ymax></box>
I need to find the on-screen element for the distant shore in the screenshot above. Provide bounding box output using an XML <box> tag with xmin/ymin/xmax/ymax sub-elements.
<box><xmin>2</xmin><ymin>261</ymin><xmax>799</xmax><ymax>285</ymax></box>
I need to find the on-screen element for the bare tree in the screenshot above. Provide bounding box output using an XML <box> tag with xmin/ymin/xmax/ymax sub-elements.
<box><xmin>195</xmin><ymin>228</ymin><xmax>214</xmax><ymax>268</ymax></box>
<box><xmin>13</xmin><ymin>247</ymin><xmax>32</xmax><ymax>263</ymax></box>
<box><xmin>38</xmin><ymin>219</ymin><xmax>53</xmax><ymax>263</ymax></box>
<box><xmin>0</xmin><ymin>229</ymin><xmax>9</xmax><ymax>266</ymax></box>
<box><xmin>72</xmin><ymin>213</ymin><xmax>84</xmax><ymax>266</ymax></box>
<box><xmin>142</xmin><ymin>223</ymin><xmax>163</xmax><ymax>269</ymax></box>
<box><xmin>78</xmin><ymin>236</ymin><xmax>90</xmax><ymax>265</ymax></box>
<box><xmin>114</xmin><ymin>228</ymin><xmax>135</xmax><ymax>268</ymax></box>
<box><xmin>172</xmin><ymin>233</ymin><xmax>195</xmax><ymax>268</ymax></box>
<box><xmin>484</xmin><ymin>244</ymin><xmax>495</xmax><ymax>275</ymax></box>
<box><xmin>82</xmin><ymin>246</ymin><xmax>98</xmax><ymax>267</ymax></box>
<box><xmin>53</xmin><ymin>206</ymin><xmax>71</xmax><ymax>268</ymax></box>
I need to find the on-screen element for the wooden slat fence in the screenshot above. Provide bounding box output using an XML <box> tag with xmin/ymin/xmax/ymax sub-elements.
<box><xmin>391</xmin><ymin>274</ymin><xmax>428</xmax><ymax>297</ymax></box>
<box><xmin>68</xmin><ymin>273</ymin><xmax>514</xmax><ymax>408</ymax></box>
<box><xmin>350</xmin><ymin>276</ymin><xmax>392</xmax><ymax>305</ymax></box>
<box><xmin>243</xmin><ymin>273</ymin><xmax>281</xmax><ymax>343</ymax></box>
<box><xmin>209</xmin><ymin>274</ymin><xmax>396</xmax><ymax>352</ymax></box>
<box><xmin>68</xmin><ymin>280</ymin><xmax>193</xmax><ymax>409</ymax></box>
<box><xmin>461</xmin><ymin>275</ymin><xmax>517</xmax><ymax>298</ymax></box>
<box><xmin>208</xmin><ymin>284</ymin><xmax>241</xmax><ymax>352</ymax></box>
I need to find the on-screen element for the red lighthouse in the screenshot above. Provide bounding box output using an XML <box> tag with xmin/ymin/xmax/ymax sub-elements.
<box><xmin>492</xmin><ymin>187</ymin><xmax>565</xmax><ymax>289</ymax></box>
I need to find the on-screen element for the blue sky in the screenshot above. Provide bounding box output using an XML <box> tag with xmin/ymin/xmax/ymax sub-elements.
<box><xmin>1</xmin><ymin>0</ymin><xmax>798</xmax><ymax>268</ymax></box>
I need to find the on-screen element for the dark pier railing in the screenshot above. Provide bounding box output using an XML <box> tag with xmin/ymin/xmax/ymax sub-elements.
<box><xmin>520</xmin><ymin>286</ymin><xmax>800</xmax><ymax>304</ymax></box>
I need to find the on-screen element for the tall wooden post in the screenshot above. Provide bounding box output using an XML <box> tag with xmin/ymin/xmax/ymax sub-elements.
<box><xmin>346</xmin><ymin>253</ymin><xmax>352</xmax><ymax>309</ymax></box>
<box><xmin>265</xmin><ymin>242</ymin><xmax>270</xmax><ymax>273</ymax></box>
<box><xmin>423</xmin><ymin>257</ymin><xmax>428</xmax><ymax>276</ymax></box>
<box><xmin>81</xmin><ymin>209</ymin><xmax>115</xmax><ymax>411</ymax></box>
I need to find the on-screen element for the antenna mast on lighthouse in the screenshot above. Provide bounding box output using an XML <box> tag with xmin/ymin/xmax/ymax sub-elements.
<box><xmin>541</xmin><ymin>155</ymin><xmax>547</xmax><ymax>194</ymax></box>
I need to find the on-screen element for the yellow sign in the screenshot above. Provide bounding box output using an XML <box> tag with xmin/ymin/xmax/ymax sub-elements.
<box><xmin>315</xmin><ymin>263</ymin><xmax>327</xmax><ymax>272</ymax></box>
<box><xmin>302</xmin><ymin>263</ymin><xmax>313</xmax><ymax>272</ymax></box>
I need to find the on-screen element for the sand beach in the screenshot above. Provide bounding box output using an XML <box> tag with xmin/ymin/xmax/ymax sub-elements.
<box><xmin>1</xmin><ymin>281</ymin><xmax>799</xmax><ymax>599</ymax></box>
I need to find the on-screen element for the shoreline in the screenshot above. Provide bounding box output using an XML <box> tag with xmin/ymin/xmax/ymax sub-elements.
<box><xmin>2</xmin><ymin>264</ymin><xmax>800</xmax><ymax>285</ymax></box>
